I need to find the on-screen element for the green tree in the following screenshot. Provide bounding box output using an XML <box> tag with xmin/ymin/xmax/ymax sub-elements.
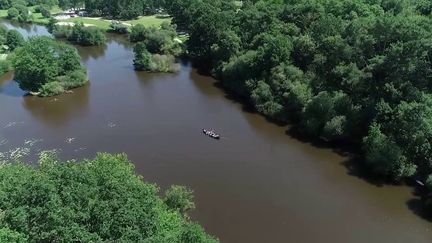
<box><xmin>12</xmin><ymin>37</ymin><xmax>87</xmax><ymax>96</ymax></box>
<box><xmin>0</xmin><ymin>152</ymin><xmax>217</xmax><ymax>242</ymax></box>
<box><xmin>164</xmin><ymin>185</ymin><xmax>196</xmax><ymax>216</ymax></box>
<box><xmin>5</xmin><ymin>30</ymin><xmax>24</xmax><ymax>51</ymax></box>
<box><xmin>7</xmin><ymin>7</ymin><xmax>19</xmax><ymax>19</ymax></box>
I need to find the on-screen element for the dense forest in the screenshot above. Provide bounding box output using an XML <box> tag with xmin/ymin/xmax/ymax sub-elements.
<box><xmin>0</xmin><ymin>152</ymin><xmax>217</xmax><ymax>242</ymax></box>
<box><xmin>164</xmin><ymin>0</ymin><xmax>432</xmax><ymax>194</ymax></box>
<box><xmin>59</xmin><ymin>0</ymin><xmax>164</xmax><ymax>19</ymax></box>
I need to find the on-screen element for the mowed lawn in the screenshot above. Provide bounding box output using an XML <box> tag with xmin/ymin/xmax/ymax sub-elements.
<box><xmin>59</xmin><ymin>15</ymin><xmax>171</xmax><ymax>31</ymax></box>
<box><xmin>125</xmin><ymin>15</ymin><xmax>171</xmax><ymax>27</ymax></box>
<box><xmin>60</xmin><ymin>17</ymin><xmax>112</xmax><ymax>30</ymax></box>
<box><xmin>0</xmin><ymin>9</ymin><xmax>7</xmax><ymax>18</ymax></box>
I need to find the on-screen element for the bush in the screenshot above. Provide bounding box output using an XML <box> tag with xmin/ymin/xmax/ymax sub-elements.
<box><xmin>164</xmin><ymin>185</ymin><xmax>195</xmax><ymax>216</ymax></box>
<box><xmin>109</xmin><ymin>21</ymin><xmax>128</xmax><ymax>34</ymax></box>
<box><xmin>6</xmin><ymin>30</ymin><xmax>24</xmax><ymax>51</ymax></box>
<box><xmin>0</xmin><ymin>60</ymin><xmax>10</xmax><ymax>76</ymax></box>
<box><xmin>14</xmin><ymin>5</ymin><xmax>29</xmax><ymax>23</ymax></box>
<box><xmin>39</xmin><ymin>81</ymin><xmax>65</xmax><ymax>97</ymax></box>
<box><xmin>52</xmin><ymin>25</ymin><xmax>71</xmax><ymax>38</ymax></box>
<box><xmin>67</xmin><ymin>23</ymin><xmax>106</xmax><ymax>46</ymax></box>
<box><xmin>130</xmin><ymin>23</ymin><xmax>181</xmax><ymax>55</ymax></box>
<box><xmin>63</xmin><ymin>69</ymin><xmax>87</xmax><ymax>89</ymax></box>
<box><xmin>133</xmin><ymin>42</ymin><xmax>178</xmax><ymax>73</ymax></box>
<box><xmin>40</xmin><ymin>6</ymin><xmax>51</xmax><ymax>18</ymax></box>
<box><xmin>7</xmin><ymin>8</ymin><xmax>19</xmax><ymax>19</ymax></box>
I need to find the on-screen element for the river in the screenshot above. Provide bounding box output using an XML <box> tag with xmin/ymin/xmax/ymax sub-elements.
<box><xmin>0</xmin><ymin>21</ymin><xmax>431</xmax><ymax>242</ymax></box>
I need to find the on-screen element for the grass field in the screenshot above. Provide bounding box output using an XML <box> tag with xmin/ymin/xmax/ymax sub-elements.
<box><xmin>124</xmin><ymin>15</ymin><xmax>171</xmax><ymax>27</ymax></box>
<box><xmin>0</xmin><ymin>9</ymin><xmax>7</xmax><ymax>18</ymax></box>
<box><xmin>60</xmin><ymin>17</ymin><xmax>112</xmax><ymax>30</ymax></box>
<box><xmin>60</xmin><ymin>15</ymin><xmax>171</xmax><ymax>31</ymax></box>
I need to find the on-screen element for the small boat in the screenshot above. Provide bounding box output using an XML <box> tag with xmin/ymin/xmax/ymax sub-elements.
<box><xmin>203</xmin><ymin>129</ymin><xmax>220</xmax><ymax>139</ymax></box>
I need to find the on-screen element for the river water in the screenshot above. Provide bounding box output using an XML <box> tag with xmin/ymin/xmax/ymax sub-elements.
<box><xmin>0</xmin><ymin>21</ymin><xmax>431</xmax><ymax>242</ymax></box>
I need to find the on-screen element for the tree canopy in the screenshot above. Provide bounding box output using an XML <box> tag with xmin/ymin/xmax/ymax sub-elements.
<box><xmin>12</xmin><ymin>36</ymin><xmax>88</xmax><ymax>96</ymax></box>
<box><xmin>0</xmin><ymin>152</ymin><xmax>217</xmax><ymax>242</ymax></box>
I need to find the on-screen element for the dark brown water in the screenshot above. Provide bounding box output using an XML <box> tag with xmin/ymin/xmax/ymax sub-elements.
<box><xmin>0</xmin><ymin>21</ymin><xmax>431</xmax><ymax>242</ymax></box>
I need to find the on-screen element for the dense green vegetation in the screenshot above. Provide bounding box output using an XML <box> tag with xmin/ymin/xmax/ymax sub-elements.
<box><xmin>131</xmin><ymin>22</ymin><xmax>182</xmax><ymax>72</ymax></box>
<box><xmin>49</xmin><ymin>20</ymin><xmax>106</xmax><ymax>46</ymax></box>
<box><xmin>0</xmin><ymin>152</ymin><xmax>217</xmax><ymax>242</ymax></box>
<box><xmin>12</xmin><ymin>36</ymin><xmax>87</xmax><ymax>96</ymax></box>
<box><xmin>165</xmin><ymin>0</ymin><xmax>432</xmax><ymax>190</ymax></box>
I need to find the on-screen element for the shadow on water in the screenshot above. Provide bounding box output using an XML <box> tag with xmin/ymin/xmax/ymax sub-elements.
<box><xmin>0</xmin><ymin>73</ymin><xmax>27</xmax><ymax>97</ymax></box>
<box><xmin>22</xmin><ymin>84</ymin><xmax>90</xmax><ymax>127</ymax></box>
<box><xmin>406</xmin><ymin>181</ymin><xmax>432</xmax><ymax>223</ymax></box>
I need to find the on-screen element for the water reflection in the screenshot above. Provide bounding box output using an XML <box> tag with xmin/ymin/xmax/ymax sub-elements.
<box><xmin>22</xmin><ymin>84</ymin><xmax>90</xmax><ymax>127</ymax></box>
<box><xmin>0</xmin><ymin>20</ymin><xmax>51</xmax><ymax>38</ymax></box>
<box><xmin>77</xmin><ymin>44</ymin><xmax>108</xmax><ymax>62</ymax></box>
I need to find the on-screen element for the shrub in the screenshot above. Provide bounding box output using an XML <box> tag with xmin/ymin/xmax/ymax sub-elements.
<box><xmin>67</xmin><ymin>23</ymin><xmax>106</xmax><ymax>46</ymax></box>
<box><xmin>0</xmin><ymin>60</ymin><xmax>10</xmax><ymax>76</ymax></box>
<box><xmin>40</xmin><ymin>6</ymin><xmax>51</xmax><ymax>18</ymax></box>
<box><xmin>7</xmin><ymin>8</ymin><xmax>19</xmax><ymax>19</ymax></box>
<box><xmin>6</xmin><ymin>30</ymin><xmax>24</xmax><ymax>51</ymax></box>
<box><xmin>39</xmin><ymin>81</ymin><xmax>65</xmax><ymax>97</ymax></box>
<box><xmin>63</xmin><ymin>69</ymin><xmax>87</xmax><ymax>89</ymax></box>
<box><xmin>52</xmin><ymin>25</ymin><xmax>71</xmax><ymax>38</ymax></box>
<box><xmin>109</xmin><ymin>21</ymin><xmax>129</xmax><ymax>34</ymax></box>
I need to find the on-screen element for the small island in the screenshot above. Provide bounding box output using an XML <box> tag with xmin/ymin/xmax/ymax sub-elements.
<box><xmin>12</xmin><ymin>36</ymin><xmax>88</xmax><ymax>97</ymax></box>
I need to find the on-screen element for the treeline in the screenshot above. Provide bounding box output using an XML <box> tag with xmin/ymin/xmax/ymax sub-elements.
<box><xmin>166</xmin><ymin>0</ymin><xmax>432</xmax><ymax>188</ymax></box>
<box><xmin>59</xmin><ymin>0</ymin><xmax>164</xmax><ymax>19</ymax></box>
<box><xmin>0</xmin><ymin>0</ymin><xmax>57</xmax><ymax>9</ymax></box>
<box><xmin>0</xmin><ymin>152</ymin><xmax>217</xmax><ymax>242</ymax></box>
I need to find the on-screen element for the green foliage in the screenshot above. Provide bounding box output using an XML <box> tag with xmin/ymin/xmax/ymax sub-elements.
<box><xmin>39</xmin><ymin>5</ymin><xmax>50</xmax><ymax>17</ymax></box>
<box><xmin>164</xmin><ymin>185</ymin><xmax>196</xmax><ymax>216</ymax></box>
<box><xmin>130</xmin><ymin>23</ymin><xmax>181</xmax><ymax>55</ymax></box>
<box><xmin>133</xmin><ymin>42</ymin><xmax>178</xmax><ymax>72</ymax></box>
<box><xmin>109</xmin><ymin>21</ymin><xmax>128</xmax><ymax>34</ymax></box>
<box><xmin>363</xmin><ymin>123</ymin><xmax>416</xmax><ymax>179</ymax></box>
<box><xmin>39</xmin><ymin>80</ymin><xmax>64</xmax><ymax>96</ymax></box>
<box><xmin>0</xmin><ymin>152</ymin><xmax>217</xmax><ymax>242</ymax></box>
<box><xmin>0</xmin><ymin>228</ymin><xmax>27</xmax><ymax>243</ymax></box>
<box><xmin>12</xmin><ymin>36</ymin><xmax>88</xmax><ymax>96</ymax></box>
<box><xmin>5</xmin><ymin>30</ymin><xmax>24</xmax><ymax>51</ymax></box>
<box><xmin>67</xmin><ymin>22</ymin><xmax>106</xmax><ymax>46</ymax></box>
<box><xmin>0</xmin><ymin>60</ymin><xmax>10</xmax><ymax>76</ymax></box>
<box><xmin>7</xmin><ymin>7</ymin><xmax>18</xmax><ymax>19</ymax></box>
